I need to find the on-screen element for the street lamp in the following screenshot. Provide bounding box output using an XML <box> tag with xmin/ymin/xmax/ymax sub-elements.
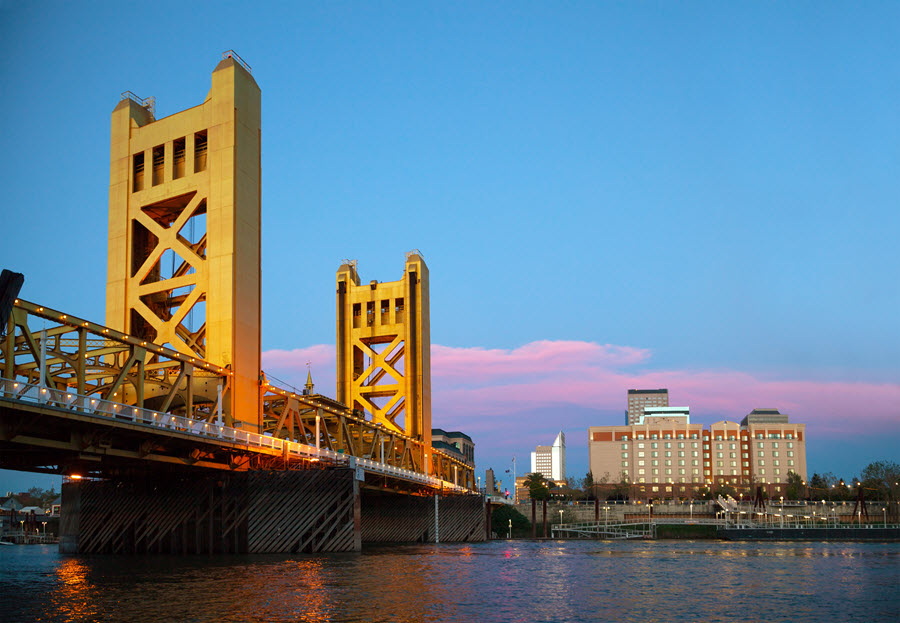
<box><xmin>559</xmin><ymin>509</ymin><xmax>564</xmax><ymax>528</ymax></box>
<box><xmin>648</xmin><ymin>503</ymin><xmax>652</xmax><ymax>525</ymax></box>
<box><xmin>883</xmin><ymin>508</ymin><xmax>887</xmax><ymax>526</ymax></box>
<box><xmin>690</xmin><ymin>501</ymin><xmax>693</xmax><ymax>520</ymax></box>
<box><xmin>604</xmin><ymin>505</ymin><xmax>609</xmax><ymax>526</ymax></box>
<box><xmin>508</xmin><ymin>518</ymin><xmax>512</xmax><ymax>539</ymax></box>
<box><xmin>780</xmin><ymin>496</ymin><xmax>784</xmax><ymax>528</ymax></box>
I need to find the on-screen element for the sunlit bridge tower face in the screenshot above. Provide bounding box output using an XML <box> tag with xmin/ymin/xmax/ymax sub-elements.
<box><xmin>105</xmin><ymin>55</ymin><xmax>261</xmax><ymax>431</ymax></box>
<box><xmin>336</xmin><ymin>253</ymin><xmax>431</xmax><ymax>450</ymax></box>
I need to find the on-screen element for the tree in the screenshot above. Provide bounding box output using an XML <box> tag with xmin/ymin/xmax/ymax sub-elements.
<box><xmin>611</xmin><ymin>474</ymin><xmax>629</xmax><ymax>501</ymax></box>
<box><xmin>524</xmin><ymin>472</ymin><xmax>550</xmax><ymax>501</ymax></box>
<box><xmin>491</xmin><ymin>504</ymin><xmax>531</xmax><ymax>538</ymax></box>
<box><xmin>582</xmin><ymin>471</ymin><xmax>594</xmax><ymax>500</ymax></box>
<box><xmin>860</xmin><ymin>460</ymin><xmax>900</xmax><ymax>501</ymax></box>
<box><xmin>785</xmin><ymin>471</ymin><xmax>803</xmax><ymax>500</ymax></box>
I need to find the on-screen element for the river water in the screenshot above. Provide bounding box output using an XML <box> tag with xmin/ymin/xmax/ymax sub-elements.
<box><xmin>1</xmin><ymin>540</ymin><xmax>898</xmax><ymax>622</ymax></box>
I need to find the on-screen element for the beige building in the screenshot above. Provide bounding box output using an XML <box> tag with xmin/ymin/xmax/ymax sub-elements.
<box><xmin>742</xmin><ymin>408</ymin><xmax>807</xmax><ymax>486</ymax></box>
<box><xmin>626</xmin><ymin>388</ymin><xmax>669</xmax><ymax>425</ymax></box>
<box><xmin>588</xmin><ymin>408</ymin><xmax>807</xmax><ymax>499</ymax></box>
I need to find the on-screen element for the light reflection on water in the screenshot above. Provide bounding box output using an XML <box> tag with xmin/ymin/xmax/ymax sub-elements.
<box><xmin>0</xmin><ymin>541</ymin><xmax>898</xmax><ymax>622</ymax></box>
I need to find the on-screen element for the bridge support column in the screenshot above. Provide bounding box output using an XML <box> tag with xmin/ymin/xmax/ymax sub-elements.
<box><xmin>60</xmin><ymin>469</ymin><xmax>361</xmax><ymax>554</ymax></box>
<box><xmin>361</xmin><ymin>491</ymin><xmax>485</xmax><ymax>543</ymax></box>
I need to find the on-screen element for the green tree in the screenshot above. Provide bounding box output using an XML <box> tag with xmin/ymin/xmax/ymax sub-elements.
<box><xmin>785</xmin><ymin>471</ymin><xmax>803</xmax><ymax>500</ymax></box>
<box><xmin>860</xmin><ymin>460</ymin><xmax>900</xmax><ymax>501</ymax></box>
<box><xmin>582</xmin><ymin>471</ymin><xmax>594</xmax><ymax>500</ymax></box>
<box><xmin>491</xmin><ymin>504</ymin><xmax>531</xmax><ymax>538</ymax></box>
<box><xmin>524</xmin><ymin>473</ymin><xmax>550</xmax><ymax>501</ymax></box>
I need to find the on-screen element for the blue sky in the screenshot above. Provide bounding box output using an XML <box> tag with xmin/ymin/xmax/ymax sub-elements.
<box><xmin>1</xmin><ymin>2</ymin><xmax>897</xmax><ymax>493</ymax></box>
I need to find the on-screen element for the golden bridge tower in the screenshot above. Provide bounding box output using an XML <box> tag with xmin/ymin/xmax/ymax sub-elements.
<box><xmin>336</xmin><ymin>253</ymin><xmax>431</xmax><ymax>451</ymax></box>
<box><xmin>105</xmin><ymin>52</ymin><xmax>261</xmax><ymax>431</ymax></box>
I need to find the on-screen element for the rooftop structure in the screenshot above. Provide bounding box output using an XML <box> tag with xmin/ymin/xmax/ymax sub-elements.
<box><xmin>626</xmin><ymin>389</ymin><xmax>669</xmax><ymax>425</ymax></box>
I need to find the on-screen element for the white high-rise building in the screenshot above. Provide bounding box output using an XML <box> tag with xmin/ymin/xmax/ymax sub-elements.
<box><xmin>531</xmin><ymin>431</ymin><xmax>566</xmax><ymax>481</ymax></box>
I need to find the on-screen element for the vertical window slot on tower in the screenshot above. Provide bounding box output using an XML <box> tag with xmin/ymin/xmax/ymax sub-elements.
<box><xmin>366</xmin><ymin>302</ymin><xmax>375</xmax><ymax>326</ymax></box>
<box><xmin>173</xmin><ymin>137</ymin><xmax>186</xmax><ymax>179</ymax></box>
<box><xmin>194</xmin><ymin>130</ymin><xmax>208</xmax><ymax>172</ymax></box>
<box><xmin>152</xmin><ymin>145</ymin><xmax>165</xmax><ymax>186</ymax></box>
<box><xmin>133</xmin><ymin>152</ymin><xmax>144</xmax><ymax>192</ymax></box>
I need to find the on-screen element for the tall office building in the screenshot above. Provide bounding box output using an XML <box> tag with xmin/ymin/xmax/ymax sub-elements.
<box><xmin>531</xmin><ymin>431</ymin><xmax>566</xmax><ymax>481</ymax></box>
<box><xmin>626</xmin><ymin>389</ymin><xmax>669</xmax><ymax>425</ymax></box>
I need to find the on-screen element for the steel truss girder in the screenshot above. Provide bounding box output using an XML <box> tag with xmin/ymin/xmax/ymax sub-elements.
<box><xmin>1</xmin><ymin>300</ymin><xmax>231</xmax><ymax>422</ymax></box>
<box><xmin>260</xmin><ymin>384</ymin><xmax>474</xmax><ymax>489</ymax></box>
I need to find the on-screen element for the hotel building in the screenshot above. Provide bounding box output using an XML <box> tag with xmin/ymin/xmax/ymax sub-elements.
<box><xmin>588</xmin><ymin>408</ymin><xmax>806</xmax><ymax>499</ymax></box>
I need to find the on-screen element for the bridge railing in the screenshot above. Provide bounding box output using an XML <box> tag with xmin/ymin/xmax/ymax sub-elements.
<box><xmin>0</xmin><ymin>378</ymin><xmax>469</xmax><ymax>493</ymax></box>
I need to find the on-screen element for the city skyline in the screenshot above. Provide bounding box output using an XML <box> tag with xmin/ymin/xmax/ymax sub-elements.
<box><xmin>2</xmin><ymin>3</ymin><xmax>898</xmax><ymax>492</ymax></box>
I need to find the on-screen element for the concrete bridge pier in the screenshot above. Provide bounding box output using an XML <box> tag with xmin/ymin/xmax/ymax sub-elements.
<box><xmin>360</xmin><ymin>490</ymin><xmax>486</xmax><ymax>544</ymax></box>
<box><xmin>60</xmin><ymin>469</ymin><xmax>361</xmax><ymax>554</ymax></box>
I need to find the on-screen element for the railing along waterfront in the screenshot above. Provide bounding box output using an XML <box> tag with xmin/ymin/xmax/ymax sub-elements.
<box><xmin>0</xmin><ymin>378</ymin><xmax>467</xmax><ymax>493</ymax></box>
<box><xmin>550</xmin><ymin>513</ymin><xmax>899</xmax><ymax>539</ymax></box>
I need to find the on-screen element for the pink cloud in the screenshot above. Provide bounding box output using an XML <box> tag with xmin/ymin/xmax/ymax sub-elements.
<box><xmin>432</xmin><ymin>341</ymin><xmax>650</xmax><ymax>384</ymax></box>
<box><xmin>261</xmin><ymin>341</ymin><xmax>900</xmax><ymax>441</ymax></box>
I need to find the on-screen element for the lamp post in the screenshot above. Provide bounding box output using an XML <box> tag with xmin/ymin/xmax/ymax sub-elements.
<box><xmin>508</xmin><ymin>518</ymin><xmax>512</xmax><ymax>539</ymax></box>
<box><xmin>858</xmin><ymin>510</ymin><xmax>861</xmax><ymax>527</ymax></box>
<box><xmin>883</xmin><ymin>508</ymin><xmax>887</xmax><ymax>526</ymax></box>
<box><xmin>690</xmin><ymin>501</ymin><xmax>693</xmax><ymax>520</ymax></box>
<box><xmin>604</xmin><ymin>505</ymin><xmax>609</xmax><ymax>526</ymax></box>
<box><xmin>559</xmin><ymin>509</ymin><xmax>564</xmax><ymax>528</ymax></box>
<box><xmin>780</xmin><ymin>496</ymin><xmax>784</xmax><ymax>528</ymax></box>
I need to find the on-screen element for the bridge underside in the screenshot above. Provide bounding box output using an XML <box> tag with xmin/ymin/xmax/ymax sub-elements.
<box><xmin>59</xmin><ymin>471</ymin><xmax>486</xmax><ymax>554</ymax></box>
<box><xmin>61</xmin><ymin>469</ymin><xmax>361</xmax><ymax>554</ymax></box>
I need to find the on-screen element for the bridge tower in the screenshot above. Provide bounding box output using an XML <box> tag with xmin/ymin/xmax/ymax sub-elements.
<box><xmin>105</xmin><ymin>53</ymin><xmax>261</xmax><ymax>430</ymax></box>
<box><xmin>336</xmin><ymin>253</ymin><xmax>431</xmax><ymax>453</ymax></box>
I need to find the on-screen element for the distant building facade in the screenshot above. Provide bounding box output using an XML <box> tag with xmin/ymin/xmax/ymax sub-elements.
<box><xmin>588</xmin><ymin>408</ymin><xmax>806</xmax><ymax>499</ymax></box>
<box><xmin>431</xmin><ymin>429</ymin><xmax>475</xmax><ymax>467</ymax></box>
<box><xmin>531</xmin><ymin>431</ymin><xmax>566</xmax><ymax>481</ymax></box>
<box><xmin>627</xmin><ymin>388</ymin><xmax>669</xmax><ymax>425</ymax></box>
<box><xmin>484</xmin><ymin>469</ymin><xmax>496</xmax><ymax>496</ymax></box>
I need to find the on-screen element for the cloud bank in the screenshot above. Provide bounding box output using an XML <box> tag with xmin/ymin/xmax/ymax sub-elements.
<box><xmin>262</xmin><ymin>340</ymin><xmax>900</xmax><ymax>439</ymax></box>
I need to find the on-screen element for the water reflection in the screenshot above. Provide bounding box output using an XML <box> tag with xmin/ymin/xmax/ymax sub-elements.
<box><xmin>51</xmin><ymin>558</ymin><xmax>99</xmax><ymax>623</ymax></box>
<box><xmin>0</xmin><ymin>541</ymin><xmax>897</xmax><ymax>622</ymax></box>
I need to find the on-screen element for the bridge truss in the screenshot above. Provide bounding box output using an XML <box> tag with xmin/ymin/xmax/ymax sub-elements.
<box><xmin>1</xmin><ymin>299</ymin><xmax>474</xmax><ymax>491</ymax></box>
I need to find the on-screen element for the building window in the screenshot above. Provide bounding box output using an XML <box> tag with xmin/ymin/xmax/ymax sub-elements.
<box><xmin>133</xmin><ymin>152</ymin><xmax>144</xmax><ymax>192</ymax></box>
<box><xmin>152</xmin><ymin>144</ymin><xmax>165</xmax><ymax>185</ymax></box>
<box><xmin>194</xmin><ymin>130</ymin><xmax>208</xmax><ymax>172</ymax></box>
<box><xmin>173</xmin><ymin>137</ymin><xmax>186</xmax><ymax>179</ymax></box>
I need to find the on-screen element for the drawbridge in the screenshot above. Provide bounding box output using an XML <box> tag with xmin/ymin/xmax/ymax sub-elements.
<box><xmin>0</xmin><ymin>53</ymin><xmax>486</xmax><ymax>554</ymax></box>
